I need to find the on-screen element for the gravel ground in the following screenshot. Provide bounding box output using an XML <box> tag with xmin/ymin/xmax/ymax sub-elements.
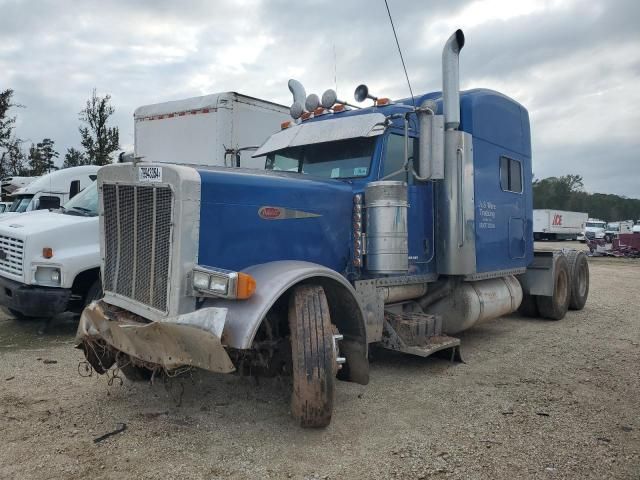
<box><xmin>0</xmin><ymin>242</ymin><xmax>638</xmax><ymax>479</ymax></box>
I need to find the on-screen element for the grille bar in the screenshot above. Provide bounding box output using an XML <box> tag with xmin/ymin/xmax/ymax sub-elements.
<box><xmin>103</xmin><ymin>183</ymin><xmax>173</xmax><ymax>313</ymax></box>
<box><xmin>0</xmin><ymin>235</ymin><xmax>24</xmax><ymax>276</ymax></box>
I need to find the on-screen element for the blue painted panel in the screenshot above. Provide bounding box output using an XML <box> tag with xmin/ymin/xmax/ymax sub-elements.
<box><xmin>197</xmin><ymin>168</ymin><xmax>354</xmax><ymax>273</ymax></box>
<box><xmin>407</xmin><ymin>184</ymin><xmax>436</xmax><ymax>275</ymax></box>
<box><xmin>472</xmin><ymin>137</ymin><xmax>533</xmax><ymax>272</ymax></box>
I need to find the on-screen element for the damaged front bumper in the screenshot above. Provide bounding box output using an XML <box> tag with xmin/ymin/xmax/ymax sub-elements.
<box><xmin>76</xmin><ymin>301</ymin><xmax>236</xmax><ymax>374</ymax></box>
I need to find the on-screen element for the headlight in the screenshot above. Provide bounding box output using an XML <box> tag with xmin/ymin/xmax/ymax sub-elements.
<box><xmin>191</xmin><ymin>266</ymin><xmax>255</xmax><ymax>300</ymax></box>
<box><xmin>192</xmin><ymin>270</ymin><xmax>210</xmax><ymax>290</ymax></box>
<box><xmin>34</xmin><ymin>266</ymin><xmax>62</xmax><ymax>286</ymax></box>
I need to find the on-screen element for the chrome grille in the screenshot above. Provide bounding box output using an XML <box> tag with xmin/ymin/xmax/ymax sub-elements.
<box><xmin>585</xmin><ymin>231</ymin><xmax>595</xmax><ymax>240</ymax></box>
<box><xmin>103</xmin><ymin>184</ymin><xmax>173</xmax><ymax>313</ymax></box>
<box><xmin>0</xmin><ymin>235</ymin><xmax>24</xmax><ymax>276</ymax></box>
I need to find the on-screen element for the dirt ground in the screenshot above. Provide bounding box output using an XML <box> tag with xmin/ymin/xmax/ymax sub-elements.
<box><xmin>0</xmin><ymin>241</ymin><xmax>638</xmax><ymax>479</ymax></box>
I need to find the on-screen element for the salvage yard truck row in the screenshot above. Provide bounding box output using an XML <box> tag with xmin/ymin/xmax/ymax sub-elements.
<box><xmin>0</xmin><ymin>96</ymin><xmax>289</xmax><ymax>319</ymax></box>
<box><xmin>77</xmin><ymin>30</ymin><xmax>590</xmax><ymax>427</ymax></box>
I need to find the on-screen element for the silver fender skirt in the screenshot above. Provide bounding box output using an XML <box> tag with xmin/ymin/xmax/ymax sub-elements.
<box><xmin>207</xmin><ymin>260</ymin><xmax>367</xmax><ymax>351</ymax></box>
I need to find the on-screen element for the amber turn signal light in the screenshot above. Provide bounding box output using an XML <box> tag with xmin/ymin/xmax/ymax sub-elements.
<box><xmin>236</xmin><ymin>273</ymin><xmax>256</xmax><ymax>299</ymax></box>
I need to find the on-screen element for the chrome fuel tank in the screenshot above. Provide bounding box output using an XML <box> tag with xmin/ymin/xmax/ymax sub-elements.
<box><xmin>365</xmin><ymin>181</ymin><xmax>408</xmax><ymax>274</ymax></box>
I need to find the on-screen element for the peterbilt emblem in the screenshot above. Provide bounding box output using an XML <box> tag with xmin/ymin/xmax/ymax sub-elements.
<box><xmin>258</xmin><ymin>206</ymin><xmax>321</xmax><ymax>220</ymax></box>
<box><xmin>0</xmin><ymin>249</ymin><xmax>6</xmax><ymax>260</ymax></box>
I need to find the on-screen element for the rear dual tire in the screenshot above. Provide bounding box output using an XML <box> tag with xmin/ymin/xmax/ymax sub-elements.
<box><xmin>536</xmin><ymin>255</ymin><xmax>570</xmax><ymax>320</ymax></box>
<box><xmin>519</xmin><ymin>251</ymin><xmax>589</xmax><ymax>320</ymax></box>
<box><xmin>565</xmin><ymin>250</ymin><xmax>589</xmax><ymax>310</ymax></box>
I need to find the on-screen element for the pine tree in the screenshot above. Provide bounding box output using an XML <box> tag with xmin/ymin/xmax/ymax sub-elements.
<box><xmin>28</xmin><ymin>138</ymin><xmax>58</xmax><ymax>175</ymax></box>
<box><xmin>79</xmin><ymin>89</ymin><xmax>119</xmax><ymax>166</ymax></box>
<box><xmin>63</xmin><ymin>147</ymin><xmax>87</xmax><ymax>168</ymax></box>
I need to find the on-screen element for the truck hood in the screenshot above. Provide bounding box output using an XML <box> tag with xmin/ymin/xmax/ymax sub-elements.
<box><xmin>196</xmin><ymin>168</ymin><xmax>354</xmax><ymax>273</ymax></box>
<box><xmin>0</xmin><ymin>210</ymin><xmax>97</xmax><ymax>239</ymax></box>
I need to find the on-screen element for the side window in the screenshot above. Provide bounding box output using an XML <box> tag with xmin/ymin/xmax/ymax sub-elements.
<box><xmin>500</xmin><ymin>156</ymin><xmax>522</xmax><ymax>193</ymax></box>
<box><xmin>383</xmin><ymin>134</ymin><xmax>417</xmax><ymax>181</ymax></box>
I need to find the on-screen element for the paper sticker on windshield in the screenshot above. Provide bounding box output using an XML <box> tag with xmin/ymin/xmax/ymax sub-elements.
<box><xmin>139</xmin><ymin>166</ymin><xmax>162</xmax><ymax>182</ymax></box>
<box><xmin>330</xmin><ymin>168</ymin><xmax>340</xmax><ymax>178</ymax></box>
<box><xmin>354</xmin><ymin>167</ymin><xmax>368</xmax><ymax>176</ymax></box>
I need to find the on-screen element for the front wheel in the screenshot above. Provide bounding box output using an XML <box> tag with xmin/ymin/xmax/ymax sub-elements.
<box><xmin>289</xmin><ymin>285</ymin><xmax>337</xmax><ymax>428</ymax></box>
<box><xmin>83</xmin><ymin>279</ymin><xmax>103</xmax><ymax>309</ymax></box>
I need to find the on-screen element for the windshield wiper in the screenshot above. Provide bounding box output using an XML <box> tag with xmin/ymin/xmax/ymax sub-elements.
<box><xmin>62</xmin><ymin>206</ymin><xmax>96</xmax><ymax>217</ymax></box>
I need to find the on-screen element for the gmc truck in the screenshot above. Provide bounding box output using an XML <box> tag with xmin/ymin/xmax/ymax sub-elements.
<box><xmin>77</xmin><ymin>30</ymin><xmax>589</xmax><ymax>428</ymax></box>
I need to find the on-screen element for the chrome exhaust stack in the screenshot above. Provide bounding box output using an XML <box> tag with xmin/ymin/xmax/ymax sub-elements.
<box><xmin>442</xmin><ymin>29</ymin><xmax>465</xmax><ymax>130</ymax></box>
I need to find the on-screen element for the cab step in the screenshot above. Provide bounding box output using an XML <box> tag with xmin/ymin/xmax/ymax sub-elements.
<box><xmin>380</xmin><ymin>311</ymin><xmax>463</xmax><ymax>362</ymax></box>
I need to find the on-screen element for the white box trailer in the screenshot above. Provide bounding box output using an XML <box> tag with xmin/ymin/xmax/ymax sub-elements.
<box><xmin>134</xmin><ymin>92</ymin><xmax>290</xmax><ymax>169</ymax></box>
<box><xmin>533</xmin><ymin>209</ymin><xmax>588</xmax><ymax>240</ymax></box>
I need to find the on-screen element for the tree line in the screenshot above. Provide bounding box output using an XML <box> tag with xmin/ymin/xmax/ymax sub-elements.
<box><xmin>533</xmin><ymin>175</ymin><xmax>640</xmax><ymax>222</ymax></box>
<box><xmin>0</xmin><ymin>88</ymin><xmax>119</xmax><ymax>177</ymax></box>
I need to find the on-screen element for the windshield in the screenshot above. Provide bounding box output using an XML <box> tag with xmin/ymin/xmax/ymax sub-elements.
<box><xmin>9</xmin><ymin>195</ymin><xmax>34</xmax><ymax>213</ymax></box>
<box><xmin>586</xmin><ymin>222</ymin><xmax>605</xmax><ymax>228</ymax></box>
<box><xmin>265</xmin><ymin>137</ymin><xmax>376</xmax><ymax>179</ymax></box>
<box><xmin>62</xmin><ymin>182</ymin><xmax>98</xmax><ymax>216</ymax></box>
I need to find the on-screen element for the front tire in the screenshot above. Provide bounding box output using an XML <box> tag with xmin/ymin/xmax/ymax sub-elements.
<box><xmin>289</xmin><ymin>285</ymin><xmax>337</xmax><ymax>428</ymax></box>
<box><xmin>536</xmin><ymin>255</ymin><xmax>571</xmax><ymax>320</ymax></box>
<box><xmin>83</xmin><ymin>279</ymin><xmax>103</xmax><ymax>309</ymax></box>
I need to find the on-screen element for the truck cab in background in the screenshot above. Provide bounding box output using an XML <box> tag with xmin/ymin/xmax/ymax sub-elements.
<box><xmin>1</xmin><ymin>166</ymin><xmax>99</xmax><ymax>218</ymax></box>
<box><xmin>0</xmin><ymin>181</ymin><xmax>102</xmax><ymax>319</ymax></box>
<box><xmin>580</xmin><ymin>218</ymin><xmax>606</xmax><ymax>243</ymax></box>
<box><xmin>77</xmin><ymin>29</ymin><xmax>589</xmax><ymax>428</ymax></box>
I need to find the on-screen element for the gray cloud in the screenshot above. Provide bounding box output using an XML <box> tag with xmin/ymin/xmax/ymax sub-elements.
<box><xmin>0</xmin><ymin>0</ymin><xmax>638</xmax><ymax>197</ymax></box>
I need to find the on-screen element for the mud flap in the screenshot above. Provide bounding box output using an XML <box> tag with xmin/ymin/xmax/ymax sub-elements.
<box><xmin>76</xmin><ymin>302</ymin><xmax>235</xmax><ymax>373</ymax></box>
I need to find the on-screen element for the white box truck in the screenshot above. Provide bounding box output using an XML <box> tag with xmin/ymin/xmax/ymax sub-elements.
<box><xmin>134</xmin><ymin>92</ymin><xmax>289</xmax><ymax>169</ymax></box>
<box><xmin>0</xmin><ymin>93</ymin><xmax>289</xmax><ymax>320</ymax></box>
<box><xmin>533</xmin><ymin>209</ymin><xmax>588</xmax><ymax>241</ymax></box>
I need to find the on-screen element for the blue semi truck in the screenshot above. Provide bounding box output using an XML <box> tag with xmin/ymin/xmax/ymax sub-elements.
<box><xmin>77</xmin><ymin>30</ymin><xmax>589</xmax><ymax>427</ymax></box>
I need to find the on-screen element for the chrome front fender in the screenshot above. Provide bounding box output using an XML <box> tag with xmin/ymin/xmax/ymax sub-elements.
<box><xmin>203</xmin><ymin>260</ymin><xmax>367</xmax><ymax>351</ymax></box>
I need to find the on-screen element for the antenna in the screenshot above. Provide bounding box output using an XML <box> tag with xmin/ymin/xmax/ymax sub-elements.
<box><xmin>333</xmin><ymin>44</ymin><xmax>338</xmax><ymax>96</ymax></box>
<box><xmin>383</xmin><ymin>0</ymin><xmax>416</xmax><ymax>109</ymax></box>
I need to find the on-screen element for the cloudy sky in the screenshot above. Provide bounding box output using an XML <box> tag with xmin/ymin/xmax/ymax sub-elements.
<box><xmin>1</xmin><ymin>0</ymin><xmax>638</xmax><ymax>197</ymax></box>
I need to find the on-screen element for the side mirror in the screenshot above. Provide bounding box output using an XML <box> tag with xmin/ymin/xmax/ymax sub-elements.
<box><xmin>69</xmin><ymin>180</ymin><xmax>81</xmax><ymax>199</ymax></box>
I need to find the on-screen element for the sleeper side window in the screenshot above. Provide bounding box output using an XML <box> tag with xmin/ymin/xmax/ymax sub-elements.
<box><xmin>500</xmin><ymin>156</ymin><xmax>522</xmax><ymax>193</ymax></box>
